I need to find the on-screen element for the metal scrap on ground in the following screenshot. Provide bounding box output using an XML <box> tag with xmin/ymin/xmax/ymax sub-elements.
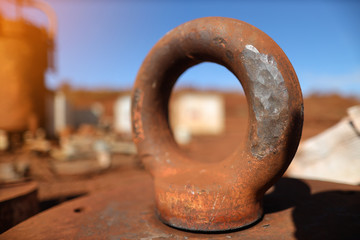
<box><xmin>288</xmin><ymin>105</ymin><xmax>360</xmax><ymax>185</ymax></box>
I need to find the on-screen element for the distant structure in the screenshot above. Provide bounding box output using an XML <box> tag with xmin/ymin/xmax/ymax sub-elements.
<box><xmin>46</xmin><ymin>90</ymin><xmax>102</xmax><ymax>136</ymax></box>
<box><xmin>170</xmin><ymin>93</ymin><xmax>225</xmax><ymax>144</ymax></box>
<box><xmin>53</xmin><ymin>91</ymin><xmax>73</xmax><ymax>135</ymax></box>
<box><xmin>0</xmin><ymin>1</ymin><xmax>56</xmax><ymax>146</ymax></box>
<box><xmin>113</xmin><ymin>95</ymin><xmax>132</xmax><ymax>135</ymax></box>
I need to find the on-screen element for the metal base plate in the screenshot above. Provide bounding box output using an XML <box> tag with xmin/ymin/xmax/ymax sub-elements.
<box><xmin>2</xmin><ymin>172</ymin><xmax>359</xmax><ymax>239</ymax></box>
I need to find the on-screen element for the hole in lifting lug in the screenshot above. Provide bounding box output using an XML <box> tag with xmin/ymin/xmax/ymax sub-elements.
<box><xmin>170</xmin><ymin>62</ymin><xmax>248</xmax><ymax>163</ymax></box>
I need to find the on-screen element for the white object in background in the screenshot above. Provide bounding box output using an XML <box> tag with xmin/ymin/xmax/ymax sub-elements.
<box><xmin>171</xmin><ymin>93</ymin><xmax>225</xmax><ymax>136</ymax></box>
<box><xmin>114</xmin><ymin>95</ymin><xmax>132</xmax><ymax>134</ymax></box>
<box><xmin>287</xmin><ymin>105</ymin><xmax>360</xmax><ymax>185</ymax></box>
<box><xmin>94</xmin><ymin>140</ymin><xmax>111</xmax><ymax>169</ymax></box>
<box><xmin>54</xmin><ymin>91</ymin><xmax>73</xmax><ymax>134</ymax></box>
<box><xmin>348</xmin><ymin>105</ymin><xmax>360</xmax><ymax>133</ymax></box>
<box><xmin>173</xmin><ymin>125</ymin><xmax>191</xmax><ymax>145</ymax></box>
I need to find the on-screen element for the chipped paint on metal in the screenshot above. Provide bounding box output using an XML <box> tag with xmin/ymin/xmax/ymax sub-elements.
<box><xmin>241</xmin><ymin>44</ymin><xmax>289</xmax><ymax>159</ymax></box>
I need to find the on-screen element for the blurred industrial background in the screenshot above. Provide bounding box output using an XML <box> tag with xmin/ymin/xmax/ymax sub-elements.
<box><xmin>0</xmin><ymin>0</ymin><xmax>359</xmax><ymax>234</ymax></box>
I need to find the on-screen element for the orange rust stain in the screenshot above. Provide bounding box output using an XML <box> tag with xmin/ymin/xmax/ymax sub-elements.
<box><xmin>132</xmin><ymin>89</ymin><xmax>145</xmax><ymax>143</ymax></box>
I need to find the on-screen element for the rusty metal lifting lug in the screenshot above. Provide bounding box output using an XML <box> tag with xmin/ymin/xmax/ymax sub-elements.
<box><xmin>132</xmin><ymin>17</ymin><xmax>303</xmax><ymax>232</ymax></box>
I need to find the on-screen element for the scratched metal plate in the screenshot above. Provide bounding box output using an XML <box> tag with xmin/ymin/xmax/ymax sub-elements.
<box><xmin>2</xmin><ymin>172</ymin><xmax>359</xmax><ymax>240</ymax></box>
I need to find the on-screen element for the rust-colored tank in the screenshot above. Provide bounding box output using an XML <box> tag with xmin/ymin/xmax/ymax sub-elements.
<box><xmin>0</xmin><ymin>0</ymin><xmax>56</xmax><ymax>133</ymax></box>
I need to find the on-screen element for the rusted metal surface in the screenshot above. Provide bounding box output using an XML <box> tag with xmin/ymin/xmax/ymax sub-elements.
<box><xmin>0</xmin><ymin>181</ymin><xmax>38</xmax><ymax>233</ymax></box>
<box><xmin>132</xmin><ymin>17</ymin><xmax>303</xmax><ymax>231</ymax></box>
<box><xmin>2</xmin><ymin>172</ymin><xmax>359</xmax><ymax>239</ymax></box>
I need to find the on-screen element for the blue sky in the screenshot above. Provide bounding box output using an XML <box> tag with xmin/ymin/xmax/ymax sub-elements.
<box><xmin>1</xmin><ymin>0</ymin><xmax>359</xmax><ymax>96</ymax></box>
